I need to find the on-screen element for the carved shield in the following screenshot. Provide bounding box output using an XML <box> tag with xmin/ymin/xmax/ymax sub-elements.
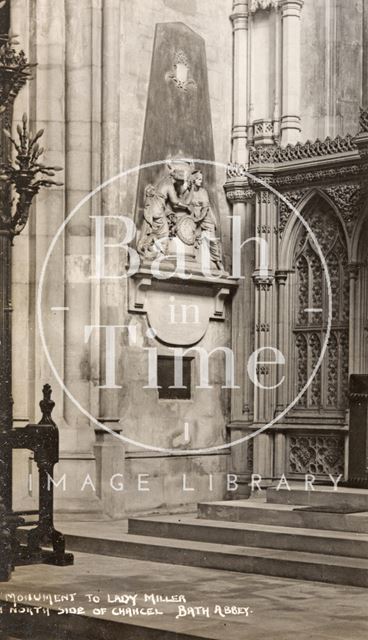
<box><xmin>176</xmin><ymin>215</ymin><xmax>197</xmax><ymax>245</ymax></box>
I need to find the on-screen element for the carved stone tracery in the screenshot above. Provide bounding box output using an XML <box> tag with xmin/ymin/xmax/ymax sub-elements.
<box><xmin>288</xmin><ymin>434</ymin><xmax>344</xmax><ymax>476</ymax></box>
<box><xmin>293</xmin><ymin>201</ymin><xmax>349</xmax><ymax>412</ymax></box>
<box><xmin>325</xmin><ymin>184</ymin><xmax>362</xmax><ymax>235</ymax></box>
<box><xmin>277</xmin><ymin>189</ymin><xmax>308</xmax><ymax>235</ymax></box>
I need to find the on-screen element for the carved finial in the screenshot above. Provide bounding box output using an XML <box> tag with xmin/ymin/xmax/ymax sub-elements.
<box><xmin>39</xmin><ymin>384</ymin><xmax>56</xmax><ymax>426</ymax></box>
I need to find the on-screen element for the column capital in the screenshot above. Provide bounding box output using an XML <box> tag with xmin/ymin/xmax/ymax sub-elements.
<box><xmin>348</xmin><ymin>262</ymin><xmax>362</xmax><ymax>281</ymax></box>
<box><xmin>279</xmin><ymin>0</ymin><xmax>304</xmax><ymax>18</ymax></box>
<box><xmin>275</xmin><ymin>270</ymin><xmax>290</xmax><ymax>286</ymax></box>
<box><xmin>252</xmin><ymin>270</ymin><xmax>274</xmax><ymax>290</ymax></box>
<box><xmin>224</xmin><ymin>183</ymin><xmax>255</xmax><ymax>203</ymax></box>
<box><xmin>250</xmin><ymin>0</ymin><xmax>278</xmax><ymax>13</ymax></box>
<box><xmin>232</xmin><ymin>0</ymin><xmax>249</xmax><ymax>11</ymax></box>
<box><xmin>230</xmin><ymin>1</ymin><xmax>249</xmax><ymax>29</ymax></box>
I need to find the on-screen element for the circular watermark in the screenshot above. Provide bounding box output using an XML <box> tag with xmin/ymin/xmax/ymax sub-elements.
<box><xmin>37</xmin><ymin>159</ymin><xmax>332</xmax><ymax>455</ymax></box>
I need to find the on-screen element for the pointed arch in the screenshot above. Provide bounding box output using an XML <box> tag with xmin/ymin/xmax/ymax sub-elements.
<box><xmin>279</xmin><ymin>188</ymin><xmax>350</xmax><ymax>269</ymax></box>
<box><xmin>284</xmin><ymin>192</ymin><xmax>349</xmax><ymax>414</ymax></box>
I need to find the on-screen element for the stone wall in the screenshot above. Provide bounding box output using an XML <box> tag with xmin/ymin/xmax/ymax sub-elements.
<box><xmin>10</xmin><ymin>0</ymin><xmax>367</xmax><ymax>516</ymax></box>
<box><xmin>10</xmin><ymin>0</ymin><xmax>234</xmax><ymax>517</ymax></box>
<box><xmin>301</xmin><ymin>0</ymin><xmax>363</xmax><ymax>140</ymax></box>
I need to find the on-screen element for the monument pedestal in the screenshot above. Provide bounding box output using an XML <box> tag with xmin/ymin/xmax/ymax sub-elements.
<box><xmin>348</xmin><ymin>375</ymin><xmax>368</xmax><ymax>488</ymax></box>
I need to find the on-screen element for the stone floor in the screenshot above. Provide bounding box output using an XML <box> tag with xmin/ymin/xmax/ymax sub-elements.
<box><xmin>1</xmin><ymin>550</ymin><xmax>367</xmax><ymax>640</ymax></box>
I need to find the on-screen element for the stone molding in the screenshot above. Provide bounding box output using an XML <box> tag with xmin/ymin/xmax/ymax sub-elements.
<box><xmin>225</xmin><ymin>117</ymin><xmax>368</xmax><ymax>209</ymax></box>
<box><xmin>253</xmin><ymin>119</ymin><xmax>275</xmax><ymax>145</ymax></box>
<box><xmin>252</xmin><ymin>271</ymin><xmax>274</xmax><ymax>290</ymax></box>
<box><xmin>224</xmin><ymin>184</ymin><xmax>255</xmax><ymax>203</ymax></box>
<box><xmin>230</xmin><ymin>1</ymin><xmax>249</xmax><ymax>29</ymax></box>
<box><xmin>348</xmin><ymin>262</ymin><xmax>362</xmax><ymax>281</ymax></box>
<box><xmin>275</xmin><ymin>270</ymin><xmax>289</xmax><ymax>285</ymax></box>
<box><xmin>279</xmin><ymin>0</ymin><xmax>304</xmax><ymax>18</ymax></box>
<box><xmin>272</xmin><ymin>164</ymin><xmax>365</xmax><ymax>188</ymax></box>
<box><xmin>249</xmin><ymin>134</ymin><xmax>356</xmax><ymax>166</ymax></box>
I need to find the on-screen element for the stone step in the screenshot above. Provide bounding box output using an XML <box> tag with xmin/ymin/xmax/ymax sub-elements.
<box><xmin>197</xmin><ymin>500</ymin><xmax>368</xmax><ymax>533</ymax></box>
<box><xmin>62</xmin><ymin>531</ymin><xmax>368</xmax><ymax>587</ymax></box>
<box><xmin>127</xmin><ymin>515</ymin><xmax>368</xmax><ymax>558</ymax></box>
<box><xmin>266</xmin><ymin>486</ymin><xmax>368</xmax><ymax>509</ymax></box>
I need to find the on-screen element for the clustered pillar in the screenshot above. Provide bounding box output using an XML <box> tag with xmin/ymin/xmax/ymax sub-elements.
<box><xmin>280</xmin><ymin>0</ymin><xmax>304</xmax><ymax>144</ymax></box>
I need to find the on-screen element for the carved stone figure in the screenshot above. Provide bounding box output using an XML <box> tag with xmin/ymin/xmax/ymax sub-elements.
<box><xmin>137</xmin><ymin>161</ymin><xmax>192</xmax><ymax>259</ymax></box>
<box><xmin>137</xmin><ymin>163</ymin><xmax>225</xmax><ymax>274</ymax></box>
<box><xmin>184</xmin><ymin>169</ymin><xmax>225</xmax><ymax>273</ymax></box>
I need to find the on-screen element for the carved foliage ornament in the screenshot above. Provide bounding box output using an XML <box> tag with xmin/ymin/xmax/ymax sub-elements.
<box><xmin>225</xmin><ymin>186</ymin><xmax>255</xmax><ymax>202</ymax></box>
<box><xmin>277</xmin><ymin>189</ymin><xmax>308</xmax><ymax>236</ymax></box>
<box><xmin>250</xmin><ymin>0</ymin><xmax>278</xmax><ymax>12</ymax></box>
<box><xmin>227</xmin><ymin>163</ymin><xmax>249</xmax><ymax>179</ymax></box>
<box><xmin>273</xmin><ymin>163</ymin><xmax>366</xmax><ymax>188</ymax></box>
<box><xmin>325</xmin><ymin>184</ymin><xmax>362</xmax><ymax>235</ymax></box>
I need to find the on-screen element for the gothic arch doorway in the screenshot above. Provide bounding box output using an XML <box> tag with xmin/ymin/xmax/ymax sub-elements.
<box><xmin>291</xmin><ymin>195</ymin><xmax>349</xmax><ymax>416</ymax></box>
<box><xmin>279</xmin><ymin>195</ymin><xmax>348</xmax><ymax>479</ymax></box>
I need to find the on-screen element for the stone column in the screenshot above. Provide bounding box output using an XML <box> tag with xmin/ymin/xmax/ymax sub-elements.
<box><xmin>10</xmin><ymin>0</ymin><xmax>68</xmax><ymax>513</ymax></box>
<box><xmin>273</xmin><ymin>4</ymin><xmax>282</xmax><ymax>140</ymax></box>
<box><xmin>275</xmin><ymin>270</ymin><xmax>289</xmax><ymax>413</ymax></box>
<box><xmin>230</xmin><ymin>1</ymin><xmax>249</xmax><ymax>164</ymax></box>
<box><xmin>279</xmin><ymin>0</ymin><xmax>304</xmax><ymax>145</ymax></box>
<box><xmin>252</xmin><ymin>189</ymin><xmax>277</xmax><ymax>483</ymax></box>
<box><xmin>348</xmin><ymin>263</ymin><xmax>362</xmax><ymax>375</ymax></box>
<box><xmin>273</xmin><ymin>269</ymin><xmax>289</xmax><ymax>478</ymax></box>
<box><xmin>98</xmin><ymin>0</ymin><xmax>122</xmax><ymax>424</ymax></box>
<box><xmin>60</xmin><ymin>0</ymin><xmax>102</xmax><ymax>515</ymax></box>
<box><xmin>225</xmin><ymin>184</ymin><xmax>255</xmax><ymax>498</ymax></box>
<box><xmin>363</xmin><ymin>0</ymin><xmax>368</xmax><ymax>108</ymax></box>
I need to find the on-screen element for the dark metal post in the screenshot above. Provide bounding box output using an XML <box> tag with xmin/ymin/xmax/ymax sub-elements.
<box><xmin>0</xmin><ymin>24</ymin><xmax>73</xmax><ymax>579</ymax></box>
<box><xmin>0</xmin><ymin>220</ymin><xmax>13</xmax><ymax>511</ymax></box>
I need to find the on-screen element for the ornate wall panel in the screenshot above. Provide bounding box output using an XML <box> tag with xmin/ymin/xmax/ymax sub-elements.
<box><xmin>287</xmin><ymin>433</ymin><xmax>345</xmax><ymax>477</ymax></box>
<box><xmin>293</xmin><ymin>198</ymin><xmax>349</xmax><ymax>412</ymax></box>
